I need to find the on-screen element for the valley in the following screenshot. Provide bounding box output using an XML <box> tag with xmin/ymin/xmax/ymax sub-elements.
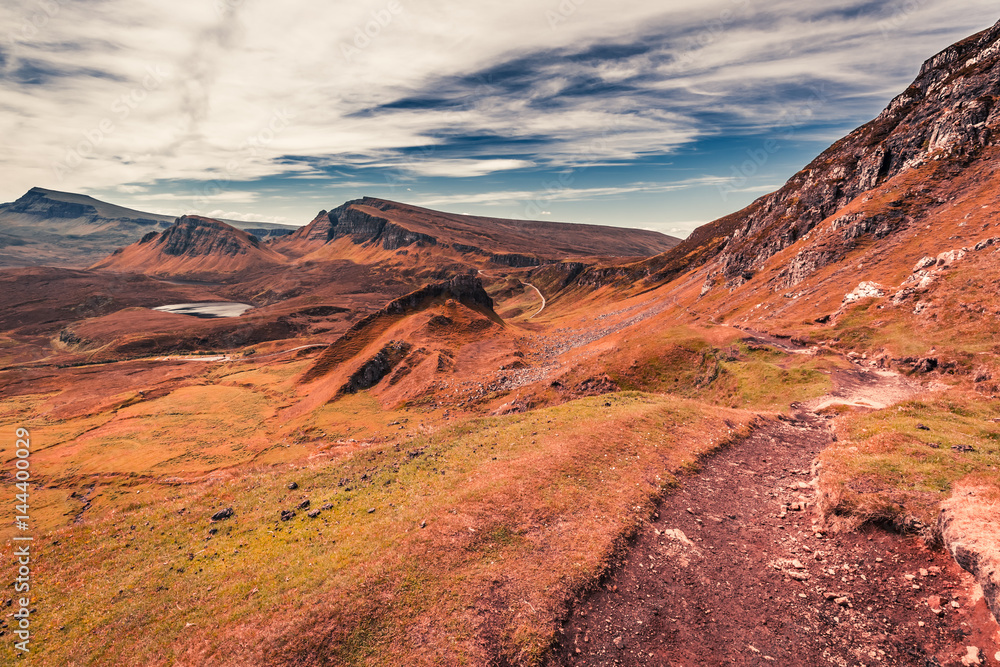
<box><xmin>1</xmin><ymin>14</ymin><xmax>1000</xmax><ymax>667</ymax></box>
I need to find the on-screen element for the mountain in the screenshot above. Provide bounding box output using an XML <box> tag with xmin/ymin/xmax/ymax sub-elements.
<box><xmin>91</xmin><ymin>215</ymin><xmax>287</xmax><ymax>278</ymax></box>
<box><xmin>0</xmin><ymin>187</ymin><xmax>296</xmax><ymax>268</ymax></box>
<box><xmin>4</xmin><ymin>18</ymin><xmax>1000</xmax><ymax>667</ymax></box>
<box><xmin>599</xmin><ymin>18</ymin><xmax>1000</xmax><ymax>296</ymax></box>
<box><xmin>273</xmin><ymin>196</ymin><xmax>679</xmax><ymax>265</ymax></box>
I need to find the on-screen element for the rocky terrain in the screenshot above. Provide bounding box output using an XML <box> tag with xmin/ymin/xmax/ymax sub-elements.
<box><xmin>0</xmin><ymin>187</ymin><xmax>295</xmax><ymax>268</ymax></box>
<box><xmin>0</xmin><ymin>16</ymin><xmax>999</xmax><ymax>667</ymax></box>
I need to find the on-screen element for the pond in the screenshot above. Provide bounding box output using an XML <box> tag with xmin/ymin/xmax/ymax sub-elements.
<box><xmin>152</xmin><ymin>302</ymin><xmax>253</xmax><ymax>318</ymax></box>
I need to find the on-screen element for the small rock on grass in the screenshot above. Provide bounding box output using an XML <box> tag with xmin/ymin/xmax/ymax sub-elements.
<box><xmin>287</xmin><ymin>482</ymin><xmax>298</xmax><ymax>490</ymax></box>
<box><xmin>321</xmin><ymin>503</ymin><xmax>334</xmax><ymax>510</ymax></box>
<box><xmin>280</xmin><ymin>509</ymin><xmax>295</xmax><ymax>521</ymax></box>
<box><xmin>210</xmin><ymin>507</ymin><xmax>233</xmax><ymax>522</ymax></box>
<box><xmin>307</xmin><ymin>509</ymin><xmax>320</xmax><ymax>518</ymax></box>
<box><xmin>298</xmin><ymin>499</ymin><xmax>310</xmax><ymax>509</ymax></box>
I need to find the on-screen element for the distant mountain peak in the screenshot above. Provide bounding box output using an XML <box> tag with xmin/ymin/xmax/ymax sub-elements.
<box><xmin>91</xmin><ymin>214</ymin><xmax>285</xmax><ymax>277</ymax></box>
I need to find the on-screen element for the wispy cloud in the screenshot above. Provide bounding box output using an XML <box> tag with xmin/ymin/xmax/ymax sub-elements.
<box><xmin>0</xmin><ymin>0</ymin><xmax>996</xmax><ymax>227</ymax></box>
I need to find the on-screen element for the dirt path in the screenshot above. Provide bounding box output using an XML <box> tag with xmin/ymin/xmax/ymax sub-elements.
<box><xmin>550</xmin><ymin>372</ymin><xmax>1000</xmax><ymax>666</ymax></box>
<box><xmin>523</xmin><ymin>282</ymin><xmax>546</xmax><ymax>318</ymax></box>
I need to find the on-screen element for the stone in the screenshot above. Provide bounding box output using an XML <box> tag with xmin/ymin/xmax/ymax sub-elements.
<box><xmin>613</xmin><ymin>636</ymin><xmax>624</xmax><ymax>649</ymax></box>
<box><xmin>322</xmin><ymin>503</ymin><xmax>334</xmax><ymax>510</ymax></box>
<box><xmin>307</xmin><ymin>509</ymin><xmax>320</xmax><ymax>518</ymax></box>
<box><xmin>298</xmin><ymin>499</ymin><xmax>310</xmax><ymax>510</ymax></box>
<box><xmin>960</xmin><ymin>646</ymin><xmax>982</xmax><ymax>666</ymax></box>
<box><xmin>927</xmin><ymin>595</ymin><xmax>944</xmax><ymax>616</ymax></box>
<box><xmin>210</xmin><ymin>507</ymin><xmax>233</xmax><ymax>522</ymax></box>
<box><xmin>941</xmin><ymin>485</ymin><xmax>1000</xmax><ymax>622</ymax></box>
<box><xmin>788</xmin><ymin>571</ymin><xmax>810</xmax><ymax>581</ymax></box>
<box><xmin>280</xmin><ymin>509</ymin><xmax>295</xmax><ymax>521</ymax></box>
<box><xmin>287</xmin><ymin>482</ymin><xmax>298</xmax><ymax>490</ymax></box>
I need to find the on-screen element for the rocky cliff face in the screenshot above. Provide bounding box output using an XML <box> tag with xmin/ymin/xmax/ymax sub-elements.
<box><xmin>0</xmin><ymin>188</ymin><xmax>295</xmax><ymax>268</ymax></box>
<box><xmin>152</xmin><ymin>216</ymin><xmax>261</xmax><ymax>257</ymax></box>
<box><xmin>608</xmin><ymin>18</ymin><xmax>1000</xmax><ymax>291</ymax></box>
<box><xmin>300</xmin><ymin>274</ymin><xmax>495</xmax><ymax>383</ymax></box>
<box><xmin>91</xmin><ymin>215</ymin><xmax>286</xmax><ymax>276</ymax></box>
<box><xmin>274</xmin><ymin>196</ymin><xmax>677</xmax><ymax>266</ymax></box>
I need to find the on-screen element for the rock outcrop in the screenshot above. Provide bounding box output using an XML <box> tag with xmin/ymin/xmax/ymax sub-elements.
<box><xmin>0</xmin><ymin>187</ymin><xmax>294</xmax><ymax>268</ymax></box>
<box><xmin>586</xmin><ymin>18</ymin><xmax>1000</xmax><ymax>290</ymax></box>
<box><xmin>300</xmin><ymin>274</ymin><xmax>496</xmax><ymax>383</ymax></box>
<box><xmin>939</xmin><ymin>484</ymin><xmax>1000</xmax><ymax>622</ymax></box>
<box><xmin>91</xmin><ymin>215</ymin><xmax>287</xmax><ymax>277</ymax></box>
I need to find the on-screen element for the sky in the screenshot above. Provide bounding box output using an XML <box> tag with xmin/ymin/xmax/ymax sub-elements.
<box><xmin>0</xmin><ymin>1</ymin><xmax>997</xmax><ymax>237</ymax></box>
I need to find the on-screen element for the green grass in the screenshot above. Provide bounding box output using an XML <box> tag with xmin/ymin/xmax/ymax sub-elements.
<box><xmin>818</xmin><ymin>393</ymin><xmax>1000</xmax><ymax>530</ymax></box>
<box><xmin>598</xmin><ymin>327</ymin><xmax>839</xmax><ymax>411</ymax></box>
<box><xmin>0</xmin><ymin>392</ymin><xmax>753</xmax><ymax>666</ymax></box>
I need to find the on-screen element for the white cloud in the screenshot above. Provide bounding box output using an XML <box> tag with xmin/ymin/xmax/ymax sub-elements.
<box><xmin>0</xmin><ymin>0</ymin><xmax>995</xmax><ymax>209</ymax></box>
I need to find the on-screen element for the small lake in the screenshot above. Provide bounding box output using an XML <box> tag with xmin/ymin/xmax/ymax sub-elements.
<box><xmin>152</xmin><ymin>302</ymin><xmax>253</xmax><ymax>318</ymax></box>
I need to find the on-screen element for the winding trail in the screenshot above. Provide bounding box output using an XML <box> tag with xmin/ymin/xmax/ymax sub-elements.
<box><xmin>523</xmin><ymin>282</ymin><xmax>546</xmax><ymax>319</ymax></box>
<box><xmin>549</xmin><ymin>354</ymin><xmax>999</xmax><ymax>666</ymax></box>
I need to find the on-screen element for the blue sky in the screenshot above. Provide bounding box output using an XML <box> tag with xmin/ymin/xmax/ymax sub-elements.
<box><xmin>0</xmin><ymin>1</ymin><xmax>997</xmax><ymax>236</ymax></box>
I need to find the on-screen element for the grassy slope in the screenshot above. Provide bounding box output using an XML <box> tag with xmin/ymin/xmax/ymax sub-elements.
<box><xmin>0</xmin><ymin>392</ymin><xmax>755</xmax><ymax>666</ymax></box>
<box><xmin>0</xmin><ymin>312</ymin><xmax>853</xmax><ymax>665</ymax></box>
<box><xmin>817</xmin><ymin>394</ymin><xmax>1000</xmax><ymax>533</ymax></box>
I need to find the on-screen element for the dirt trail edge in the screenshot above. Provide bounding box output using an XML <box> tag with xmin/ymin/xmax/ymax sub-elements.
<box><xmin>549</xmin><ymin>365</ymin><xmax>1000</xmax><ymax>666</ymax></box>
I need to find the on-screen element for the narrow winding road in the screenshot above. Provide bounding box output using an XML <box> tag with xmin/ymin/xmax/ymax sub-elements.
<box><xmin>523</xmin><ymin>282</ymin><xmax>546</xmax><ymax>318</ymax></box>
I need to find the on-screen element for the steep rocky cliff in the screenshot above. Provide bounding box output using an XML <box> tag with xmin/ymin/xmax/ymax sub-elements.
<box><xmin>91</xmin><ymin>215</ymin><xmax>287</xmax><ymax>277</ymax></box>
<box><xmin>602</xmin><ymin>18</ymin><xmax>1000</xmax><ymax>291</ymax></box>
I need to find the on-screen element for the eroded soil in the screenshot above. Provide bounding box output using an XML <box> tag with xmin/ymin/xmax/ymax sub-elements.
<box><xmin>551</xmin><ymin>387</ymin><xmax>1000</xmax><ymax>666</ymax></box>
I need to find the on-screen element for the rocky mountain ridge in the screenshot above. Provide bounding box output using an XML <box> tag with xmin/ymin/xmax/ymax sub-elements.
<box><xmin>0</xmin><ymin>187</ymin><xmax>296</xmax><ymax>268</ymax></box>
<box><xmin>589</xmin><ymin>18</ymin><xmax>1000</xmax><ymax>292</ymax></box>
<box><xmin>276</xmin><ymin>197</ymin><xmax>678</xmax><ymax>265</ymax></box>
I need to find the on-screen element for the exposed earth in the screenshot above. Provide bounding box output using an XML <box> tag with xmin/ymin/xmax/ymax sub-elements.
<box><xmin>552</xmin><ymin>366</ymin><xmax>1000</xmax><ymax>667</ymax></box>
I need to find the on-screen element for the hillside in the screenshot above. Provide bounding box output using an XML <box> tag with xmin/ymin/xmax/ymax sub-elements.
<box><xmin>91</xmin><ymin>215</ymin><xmax>288</xmax><ymax>278</ymax></box>
<box><xmin>1</xmin><ymin>16</ymin><xmax>1000</xmax><ymax>667</ymax></box>
<box><xmin>273</xmin><ymin>197</ymin><xmax>679</xmax><ymax>264</ymax></box>
<box><xmin>0</xmin><ymin>187</ymin><xmax>296</xmax><ymax>268</ymax></box>
<box><xmin>593</xmin><ymin>18</ymin><xmax>1000</xmax><ymax>293</ymax></box>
